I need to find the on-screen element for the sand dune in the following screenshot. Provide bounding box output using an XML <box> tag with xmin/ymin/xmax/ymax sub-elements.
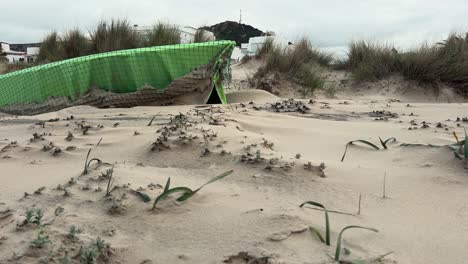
<box><xmin>0</xmin><ymin>89</ymin><xmax>467</xmax><ymax>263</ymax></box>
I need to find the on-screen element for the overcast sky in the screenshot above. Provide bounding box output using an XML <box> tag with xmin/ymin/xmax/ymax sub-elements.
<box><xmin>1</xmin><ymin>0</ymin><xmax>467</xmax><ymax>53</ymax></box>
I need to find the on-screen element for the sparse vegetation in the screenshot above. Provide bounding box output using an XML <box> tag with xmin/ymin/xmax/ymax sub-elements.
<box><xmin>31</xmin><ymin>231</ymin><xmax>51</xmax><ymax>248</ymax></box>
<box><xmin>37</xmin><ymin>32</ymin><xmax>62</xmax><ymax>63</ymax></box>
<box><xmin>90</xmin><ymin>18</ymin><xmax>140</xmax><ymax>53</ymax></box>
<box><xmin>152</xmin><ymin>170</ymin><xmax>233</xmax><ymax>209</ymax></box>
<box><xmin>193</xmin><ymin>29</ymin><xmax>212</xmax><ymax>43</ymax></box>
<box><xmin>104</xmin><ymin>168</ymin><xmax>117</xmax><ymax>196</ymax></box>
<box><xmin>300</xmin><ymin>201</ymin><xmax>330</xmax><ymax>245</ymax></box>
<box><xmin>35</xmin><ymin>19</ymin><xmax>182</xmax><ymax>66</ymax></box>
<box><xmin>68</xmin><ymin>225</ymin><xmax>82</xmax><ymax>240</ymax></box>
<box><xmin>336</xmin><ymin>40</ymin><xmax>401</xmax><ymax>81</ymax></box>
<box><xmin>255</xmin><ymin>37</ymin><xmax>274</xmax><ymax>58</ymax></box>
<box><xmin>79</xmin><ymin>237</ymin><xmax>111</xmax><ymax>264</ymax></box>
<box><xmin>23</xmin><ymin>208</ymin><xmax>44</xmax><ymax>226</ymax></box>
<box><xmin>144</xmin><ymin>22</ymin><xmax>181</xmax><ymax>47</ymax></box>
<box><xmin>341</xmin><ymin>137</ymin><xmax>396</xmax><ymax>162</ymax></box>
<box><xmin>60</xmin><ymin>29</ymin><xmax>90</xmax><ymax>59</ymax></box>
<box><xmin>253</xmin><ymin>38</ymin><xmax>331</xmax><ymax>96</ymax></box>
<box><xmin>334</xmin><ymin>226</ymin><xmax>378</xmax><ymax>261</ymax></box>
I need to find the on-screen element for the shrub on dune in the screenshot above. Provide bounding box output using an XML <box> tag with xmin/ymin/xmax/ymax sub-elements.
<box><xmin>90</xmin><ymin>18</ymin><xmax>141</xmax><ymax>53</ymax></box>
<box><xmin>144</xmin><ymin>22</ymin><xmax>181</xmax><ymax>47</ymax></box>
<box><xmin>60</xmin><ymin>29</ymin><xmax>90</xmax><ymax>59</ymax></box>
<box><xmin>37</xmin><ymin>32</ymin><xmax>62</xmax><ymax>63</ymax></box>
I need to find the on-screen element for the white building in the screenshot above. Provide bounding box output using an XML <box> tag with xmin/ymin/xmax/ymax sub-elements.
<box><xmin>231</xmin><ymin>36</ymin><xmax>291</xmax><ymax>62</ymax></box>
<box><xmin>132</xmin><ymin>25</ymin><xmax>215</xmax><ymax>44</ymax></box>
<box><xmin>0</xmin><ymin>42</ymin><xmax>39</xmax><ymax>64</ymax></box>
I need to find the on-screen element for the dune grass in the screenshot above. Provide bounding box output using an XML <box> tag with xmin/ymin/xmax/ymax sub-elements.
<box><xmin>253</xmin><ymin>38</ymin><xmax>330</xmax><ymax>95</ymax></box>
<box><xmin>152</xmin><ymin>170</ymin><xmax>233</xmax><ymax>209</ymax></box>
<box><xmin>90</xmin><ymin>18</ymin><xmax>141</xmax><ymax>53</ymax></box>
<box><xmin>82</xmin><ymin>149</ymin><xmax>102</xmax><ymax>175</ymax></box>
<box><xmin>35</xmin><ymin>19</ymin><xmax>182</xmax><ymax>65</ymax></box>
<box><xmin>335</xmin><ymin>226</ymin><xmax>379</xmax><ymax>261</ymax></box>
<box><xmin>60</xmin><ymin>29</ymin><xmax>90</xmax><ymax>59</ymax></box>
<box><xmin>144</xmin><ymin>22</ymin><xmax>181</xmax><ymax>47</ymax></box>
<box><xmin>193</xmin><ymin>29</ymin><xmax>212</xmax><ymax>43</ymax></box>
<box><xmin>300</xmin><ymin>201</ymin><xmax>330</xmax><ymax>245</ymax></box>
<box><xmin>339</xmin><ymin>33</ymin><xmax>468</xmax><ymax>93</ymax></box>
<box><xmin>337</xmin><ymin>41</ymin><xmax>401</xmax><ymax>81</ymax></box>
<box><xmin>37</xmin><ymin>32</ymin><xmax>62</xmax><ymax>63</ymax></box>
<box><xmin>341</xmin><ymin>137</ymin><xmax>396</xmax><ymax>162</ymax></box>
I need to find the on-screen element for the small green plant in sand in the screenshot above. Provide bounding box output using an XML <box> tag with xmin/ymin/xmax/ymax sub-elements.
<box><xmin>31</xmin><ymin>231</ymin><xmax>51</xmax><ymax>248</ymax></box>
<box><xmin>299</xmin><ymin>201</ymin><xmax>330</xmax><ymax>245</ymax></box>
<box><xmin>83</xmin><ymin>149</ymin><xmax>102</xmax><ymax>175</ymax></box>
<box><xmin>341</xmin><ymin>137</ymin><xmax>396</xmax><ymax>162</ymax></box>
<box><xmin>68</xmin><ymin>225</ymin><xmax>82</xmax><ymax>239</ymax></box>
<box><xmin>80</xmin><ymin>237</ymin><xmax>110</xmax><ymax>264</ymax></box>
<box><xmin>152</xmin><ymin>170</ymin><xmax>233</xmax><ymax>209</ymax></box>
<box><xmin>401</xmin><ymin>130</ymin><xmax>467</xmax><ymax>167</ymax></box>
<box><xmin>23</xmin><ymin>208</ymin><xmax>44</xmax><ymax>226</ymax></box>
<box><xmin>450</xmin><ymin>129</ymin><xmax>468</xmax><ymax>161</ymax></box>
<box><xmin>334</xmin><ymin>226</ymin><xmax>379</xmax><ymax>261</ymax></box>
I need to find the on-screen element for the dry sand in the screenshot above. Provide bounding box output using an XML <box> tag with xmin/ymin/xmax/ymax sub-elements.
<box><xmin>0</xmin><ymin>64</ymin><xmax>468</xmax><ymax>263</ymax></box>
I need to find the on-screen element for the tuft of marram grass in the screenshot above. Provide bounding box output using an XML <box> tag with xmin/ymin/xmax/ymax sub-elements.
<box><xmin>193</xmin><ymin>29</ymin><xmax>212</xmax><ymax>43</ymax></box>
<box><xmin>338</xmin><ymin>40</ymin><xmax>401</xmax><ymax>81</ymax></box>
<box><xmin>90</xmin><ymin>18</ymin><xmax>141</xmax><ymax>53</ymax></box>
<box><xmin>37</xmin><ymin>31</ymin><xmax>62</xmax><ymax>63</ymax></box>
<box><xmin>82</xmin><ymin>148</ymin><xmax>102</xmax><ymax>175</ymax></box>
<box><xmin>339</xmin><ymin>33</ymin><xmax>468</xmax><ymax>92</ymax></box>
<box><xmin>60</xmin><ymin>29</ymin><xmax>90</xmax><ymax>59</ymax></box>
<box><xmin>255</xmin><ymin>37</ymin><xmax>275</xmax><ymax>58</ymax></box>
<box><xmin>253</xmin><ymin>38</ymin><xmax>329</xmax><ymax>95</ymax></box>
<box><xmin>144</xmin><ymin>22</ymin><xmax>181</xmax><ymax>47</ymax></box>
<box><xmin>152</xmin><ymin>170</ymin><xmax>233</xmax><ymax>209</ymax></box>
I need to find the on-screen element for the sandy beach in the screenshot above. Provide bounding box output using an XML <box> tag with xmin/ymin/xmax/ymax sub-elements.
<box><xmin>0</xmin><ymin>68</ymin><xmax>467</xmax><ymax>263</ymax></box>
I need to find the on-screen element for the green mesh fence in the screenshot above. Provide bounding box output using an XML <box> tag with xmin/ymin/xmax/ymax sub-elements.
<box><xmin>0</xmin><ymin>40</ymin><xmax>235</xmax><ymax>109</ymax></box>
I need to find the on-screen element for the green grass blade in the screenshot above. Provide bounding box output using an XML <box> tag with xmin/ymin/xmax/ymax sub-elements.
<box><xmin>135</xmin><ymin>191</ymin><xmax>151</xmax><ymax>203</ymax></box>
<box><xmin>335</xmin><ymin>225</ymin><xmax>379</xmax><ymax>261</ymax></box>
<box><xmin>454</xmin><ymin>152</ymin><xmax>464</xmax><ymax>160</ymax></box>
<box><xmin>379</xmin><ymin>137</ymin><xmax>387</xmax><ymax>149</ymax></box>
<box><xmin>341</xmin><ymin>140</ymin><xmax>380</xmax><ymax>162</ymax></box>
<box><xmin>300</xmin><ymin>201</ymin><xmax>330</xmax><ymax>246</ymax></box>
<box><xmin>83</xmin><ymin>149</ymin><xmax>92</xmax><ymax>174</ymax></box>
<box><xmin>380</xmin><ymin>137</ymin><xmax>396</xmax><ymax>149</ymax></box>
<box><xmin>152</xmin><ymin>187</ymin><xmax>192</xmax><ymax>209</ymax></box>
<box><xmin>164</xmin><ymin>177</ymin><xmax>171</xmax><ymax>193</ymax></box>
<box><xmin>177</xmin><ymin>170</ymin><xmax>233</xmax><ymax>202</ymax></box>
<box><xmin>464</xmin><ymin>129</ymin><xmax>467</xmax><ymax>159</ymax></box>
<box><xmin>87</xmin><ymin>158</ymin><xmax>102</xmax><ymax>171</ymax></box>
<box><xmin>308</xmin><ymin>226</ymin><xmax>325</xmax><ymax>243</ymax></box>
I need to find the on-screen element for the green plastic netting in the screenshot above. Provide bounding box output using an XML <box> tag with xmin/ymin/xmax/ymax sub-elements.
<box><xmin>0</xmin><ymin>40</ymin><xmax>235</xmax><ymax>113</ymax></box>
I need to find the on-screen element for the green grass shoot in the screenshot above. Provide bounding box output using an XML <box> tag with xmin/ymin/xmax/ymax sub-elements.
<box><xmin>83</xmin><ymin>148</ymin><xmax>102</xmax><ymax>175</ymax></box>
<box><xmin>464</xmin><ymin>129</ymin><xmax>467</xmax><ymax>159</ymax></box>
<box><xmin>335</xmin><ymin>225</ymin><xmax>379</xmax><ymax>261</ymax></box>
<box><xmin>299</xmin><ymin>201</ymin><xmax>330</xmax><ymax>245</ymax></box>
<box><xmin>132</xmin><ymin>190</ymin><xmax>151</xmax><ymax>203</ymax></box>
<box><xmin>152</xmin><ymin>170</ymin><xmax>233</xmax><ymax>210</ymax></box>
<box><xmin>341</xmin><ymin>137</ymin><xmax>396</xmax><ymax>162</ymax></box>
